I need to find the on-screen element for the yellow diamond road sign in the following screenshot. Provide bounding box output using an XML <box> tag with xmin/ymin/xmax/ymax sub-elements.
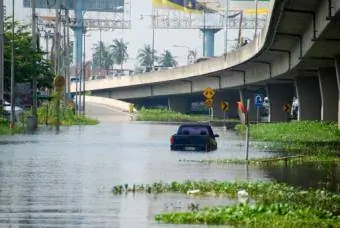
<box><xmin>205</xmin><ymin>99</ymin><xmax>213</xmax><ymax>108</ymax></box>
<box><xmin>221</xmin><ymin>101</ymin><xmax>229</xmax><ymax>111</ymax></box>
<box><xmin>203</xmin><ymin>87</ymin><xmax>215</xmax><ymax>99</ymax></box>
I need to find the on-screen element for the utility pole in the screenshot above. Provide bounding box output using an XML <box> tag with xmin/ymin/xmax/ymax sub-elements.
<box><xmin>10</xmin><ymin>0</ymin><xmax>15</xmax><ymax>129</ymax></box>
<box><xmin>30</xmin><ymin>0</ymin><xmax>38</xmax><ymax>130</ymax></box>
<box><xmin>82</xmin><ymin>27</ymin><xmax>86</xmax><ymax>115</ymax></box>
<box><xmin>55</xmin><ymin>0</ymin><xmax>61</xmax><ymax>131</ymax></box>
<box><xmin>65</xmin><ymin>9</ymin><xmax>70</xmax><ymax>104</ymax></box>
<box><xmin>0</xmin><ymin>0</ymin><xmax>4</xmax><ymax>111</ymax></box>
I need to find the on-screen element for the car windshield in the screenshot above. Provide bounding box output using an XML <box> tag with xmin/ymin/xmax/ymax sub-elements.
<box><xmin>179</xmin><ymin>126</ymin><xmax>211</xmax><ymax>135</ymax></box>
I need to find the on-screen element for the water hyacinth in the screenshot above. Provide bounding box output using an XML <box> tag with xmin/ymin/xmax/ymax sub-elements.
<box><xmin>113</xmin><ymin>180</ymin><xmax>340</xmax><ymax>215</ymax></box>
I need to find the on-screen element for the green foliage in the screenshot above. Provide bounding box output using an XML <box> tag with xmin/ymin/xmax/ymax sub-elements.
<box><xmin>137</xmin><ymin>44</ymin><xmax>157</xmax><ymax>68</ymax></box>
<box><xmin>3</xmin><ymin>16</ymin><xmax>53</xmax><ymax>91</ymax></box>
<box><xmin>0</xmin><ymin>121</ymin><xmax>24</xmax><ymax>135</ymax></box>
<box><xmin>110</xmin><ymin>38</ymin><xmax>129</xmax><ymax>70</ymax></box>
<box><xmin>35</xmin><ymin>103</ymin><xmax>98</xmax><ymax>126</ymax></box>
<box><xmin>235</xmin><ymin>121</ymin><xmax>340</xmax><ymax>155</ymax></box>
<box><xmin>155</xmin><ymin>203</ymin><xmax>339</xmax><ymax>227</ymax></box>
<box><xmin>158</xmin><ymin>50</ymin><xmax>177</xmax><ymax>67</ymax></box>
<box><xmin>136</xmin><ymin>107</ymin><xmax>212</xmax><ymax>122</ymax></box>
<box><xmin>112</xmin><ymin>180</ymin><xmax>340</xmax><ymax>227</ymax></box>
<box><xmin>92</xmin><ymin>41</ymin><xmax>113</xmax><ymax>73</ymax></box>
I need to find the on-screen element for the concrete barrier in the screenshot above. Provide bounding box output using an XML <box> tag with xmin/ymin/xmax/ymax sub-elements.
<box><xmin>84</xmin><ymin>95</ymin><xmax>137</xmax><ymax>113</ymax></box>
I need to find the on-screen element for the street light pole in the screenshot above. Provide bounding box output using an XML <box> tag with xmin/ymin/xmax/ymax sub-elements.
<box><xmin>254</xmin><ymin>0</ymin><xmax>258</xmax><ymax>38</ymax></box>
<box><xmin>99</xmin><ymin>28</ymin><xmax>102</xmax><ymax>75</ymax></box>
<box><xmin>10</xmin><ymin>0</ymin><xmax>15</xmax><ymax>129</ymax></box>
<box><xmin>82</xmin><ymin>29</ymin><xmax>86</xmax><ymax>115</ymax></box>
<box><xmin>224</xmin><ymin>0</ymin><xmax>229</xmax><ymax>54</ymax></box>
<box><xmin>140</xmin><ymin>13</ymin><xmax>157</xmax><ymax>71</ymax></box>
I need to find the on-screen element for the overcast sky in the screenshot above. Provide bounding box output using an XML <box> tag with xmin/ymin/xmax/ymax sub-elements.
<box><xmin>5</xmin><ymin>0</ymin><xmax>267</xmax><ymax>69</ymax></box>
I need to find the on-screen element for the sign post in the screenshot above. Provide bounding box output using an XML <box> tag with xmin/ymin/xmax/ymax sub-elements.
<box><xmin>203</xmin><ymin>87</ymin><xmax>215</xmax><ymax>122</ymax></box>
<box><xmin>254</xmin><ymin>94</ymin><xmax>263</xmax><ymax>123</ymax></box>
<box><xmin>53</xmin><ymin>75</ymin><xmax>65</xmax><ymax>132</ymax></box>
<box><xmin>245</xmin><ymin>99</ymin><xmax>250</xmax><ymax>161</ymax></box>
<box><xmin>283</xmin><ymin>103</ymin><xmax>291</xmax><ymax>121</ymax></box>
<box><xmin>221</xmin><ymin>101</ymin><xmax>229</xmax><ymax>127</ymax></box>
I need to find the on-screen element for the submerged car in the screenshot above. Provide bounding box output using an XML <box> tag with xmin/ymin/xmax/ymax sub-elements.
<box><xmin>170</xmin><ymin>124</ymin><xmax>219</xmax><ymax>152</ymax></box>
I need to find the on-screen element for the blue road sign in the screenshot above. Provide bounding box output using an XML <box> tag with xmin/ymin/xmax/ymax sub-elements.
<box><xmin>254</xmin><ymin>94</ymin><xmax>263</xmax><ymax>107</ymax></box>
<box><xmin>23</xmin><ymin>0</ymin><xmax>125</xmax><ymax>12</ymax></box>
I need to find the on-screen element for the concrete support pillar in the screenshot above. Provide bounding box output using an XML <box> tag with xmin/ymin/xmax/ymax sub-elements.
<box><xmin>239</xmin><ymin>88</ymin><xmax>260</xmax><ymax>122</ymax></box>
<box><xmin>335</xmin><ymin>56</ymin><xmax>340</xmax><ymax>127</ymax></box>
<box><xmin>295</xmin><ymin>76</ymin><xmax>321</xmax><ymax>120</ymax></box>
<box><xmin>266</xmin><ymin>83</ymin><xmax>294</xmax><ymax>122</ymax></box>
<box><xmin>168</xmin><ymin>95</ymin><xmax>190</xmax><ymax>114</ymax></box>
<box><xmin>212</xmin><ymin>90</ymin><xmax>239</xmax><ymax>119</ymax></box>
<box><xmin>318</xmin><ymin>67</ymin><xmax>338</xmax><ymax>121</ymax></box>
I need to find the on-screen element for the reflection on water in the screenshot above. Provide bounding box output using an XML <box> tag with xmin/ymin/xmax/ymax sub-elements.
<box><xmin>0</xmin><ymin>121</ymin><xmax>338</xmax><ymax>227</ymax></box>
<box><xmin>264</xmin><ymin>162</ymin><xmax>340</xmax><ymax>193</ymax></box>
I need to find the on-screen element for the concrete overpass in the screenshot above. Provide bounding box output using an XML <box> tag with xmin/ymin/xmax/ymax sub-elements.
<box><xmin>71</xmin><ymin>0</ymin><xmax>340</xmax><ymax>124</ymax></box>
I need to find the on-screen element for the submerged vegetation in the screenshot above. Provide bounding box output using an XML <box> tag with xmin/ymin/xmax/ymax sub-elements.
<box><xmin>113</xmin><ymin>180</ymin><xmax>340</xmax><ymax>227</ymax></box>
<box><xmin>235</xmin><ymin>121</ymin><xmax>340</xmax><ymax>156</ymax></box>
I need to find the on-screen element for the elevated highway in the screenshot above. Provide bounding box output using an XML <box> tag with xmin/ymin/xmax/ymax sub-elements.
<box><xmin>71</xmin><ymin>0</ymin><xmax>340</xmax><ymax>124</ymax></box>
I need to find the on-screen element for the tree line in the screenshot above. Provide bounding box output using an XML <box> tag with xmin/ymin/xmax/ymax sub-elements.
<box><xmin>92</xmin><ymin>39</ymin><xmax>178</xmax><ymax>73</ymax></box>
<box><xmin>2</xmin><ymin>17</ymin><xmax>54</xmax><ymax>99</ymax></box>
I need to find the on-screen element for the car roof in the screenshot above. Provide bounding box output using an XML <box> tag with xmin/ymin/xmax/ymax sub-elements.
<box><xmin>179</xmin><ymin>124</ymin><xmax>211</xmax><ymax>128</ymax></box>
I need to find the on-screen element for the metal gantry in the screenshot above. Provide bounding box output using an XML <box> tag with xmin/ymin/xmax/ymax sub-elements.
<box><xmin>24</xmin><ymin>0</ymin><xmax>131</xmax><ymax>114</ymax></box>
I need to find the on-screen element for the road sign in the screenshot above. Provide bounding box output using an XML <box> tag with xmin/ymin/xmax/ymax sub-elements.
<box><xmin>221</xmin><ymin>101</ymin><xmax>229</xmax><ymax>111</ymax></box>
<box><xmin>204</xmin><ymin>99</ymin><xmax>213</xmax><ymax>108</ymax></box>
<box><xmin>254</xmin><ymin>94</ymin><xmax>263</xmax><ymax>107</ymax></box>
<box><xmin>53</xmin><ymin>75</ymin><xmax>65</xmax><ymax>88</ymax></box>
<box><xmin>203</xmin><ymin>87</ymin><xmax>215</xmax><ymax>99</ymax></box>
<box><xmin>283</xmin><ymin>104</ymin><xmax>291</xmax><ymax>113</ymax></box>
<box><xmin>23</xmin><ymin>0</ymin><xmax>125</xmax><ymax>12</ymax></box>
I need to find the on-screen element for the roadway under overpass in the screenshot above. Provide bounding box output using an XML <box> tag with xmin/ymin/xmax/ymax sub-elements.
<box><xmin>71</xmin><ymin>0</ymin><xmax>340</xmax><ymax>125</ymax></box>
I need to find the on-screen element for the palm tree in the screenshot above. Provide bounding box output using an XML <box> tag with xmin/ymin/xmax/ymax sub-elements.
<box><xmin>92</xmin><ymin>41</ymin><xmax>113</xmax><ymax>74</ymax></box>
<box><xmin>187</xmin><ymin>49</ymin><xmax>198</xmax><ymax>64</ymax></box>
<box><xmin>137</xmin><ymin>44</ymin><xmax>157</xmax><ymax>70</ymax></box>
<box><xmin>110</xmin><ymin>38</ymin><xmax>129</xmax><ymax>70</ymax></box>
<box><xmin>159</xmin><ymin>50</ymin><xmax>177</xmax><ymax>67</ymax></box>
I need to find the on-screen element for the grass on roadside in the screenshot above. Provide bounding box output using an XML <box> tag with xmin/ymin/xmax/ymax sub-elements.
<box><xmin>136</xmin><ymin>107</ymin><xmax>239</xmax><ymax>122</ymax></box>
<box><xmin>235</xmin><ymin>121</ymin><xmax>340</xmax><ymax>155</ymax></box>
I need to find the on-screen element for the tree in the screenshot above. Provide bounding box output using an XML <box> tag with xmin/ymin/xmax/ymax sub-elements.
<box><xmin>92</xmin><ymin>41</ymin><xmax>113</xmax><ymax>74</ymax></box>
<box><xmin>159</xmin><ymin>50</ymin><xmax>177</xmax><ymax>67</ymax></box>
<box><xmin>110</xmin><ymin>38</ymin><xmax>129</xmax><ymax>70</ymax></box>
<box><xmin>3</xmin><ymin>17</ymin><xmax>53</xmax><ymax>93</ymax></box>
<box><xmin>137</xmin><ymin>44</ymin><xmax>157</xmax><ymax>70</ymax></box>
<box><xmin>188</xmin><ymin>49</ymin><xmax>198</xmax><ymax>64</ymax></box>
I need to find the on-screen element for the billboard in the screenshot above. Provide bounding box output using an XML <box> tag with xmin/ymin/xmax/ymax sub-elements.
<box><xmin>23</xmin><ymin>0</ymin><xmax>125</xmax><ymax>12</ymax></box>
<box><xmin>152</xmin><ymin>0</ymin><xmax>269</xmax><ymax>15</ymax></box>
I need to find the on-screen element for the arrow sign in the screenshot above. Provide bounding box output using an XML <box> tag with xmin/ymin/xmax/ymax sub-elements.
<box><xmin>221</xmin><ymin>101</ymin><xmax>229</xmax><ymax>111</ymax></box>
<box><xmin>283</xmin><ymin>104</ymin><xmax>291</xmax><ymax>113</ymax></box>
<box><xmin>254</xmin><ymin>94</ymin><xmax>263</xmax><ymax>107</ymax></box>
<box><xmin>203</xmin><ymin>87</ymin><xmax>215</xmax><ymax>99</ymax></box>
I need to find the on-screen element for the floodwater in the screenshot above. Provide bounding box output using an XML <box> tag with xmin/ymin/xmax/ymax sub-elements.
<box><xmin>0</xmin><ymin>103</ymin><xmax>338</xmax><ymax>227</ymax></box>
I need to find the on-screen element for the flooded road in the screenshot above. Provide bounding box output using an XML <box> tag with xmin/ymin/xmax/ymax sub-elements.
<box><xmin>0</xmin><ymin>103</ymin><xmax>338</xmax><ymax>227</ymax></box>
